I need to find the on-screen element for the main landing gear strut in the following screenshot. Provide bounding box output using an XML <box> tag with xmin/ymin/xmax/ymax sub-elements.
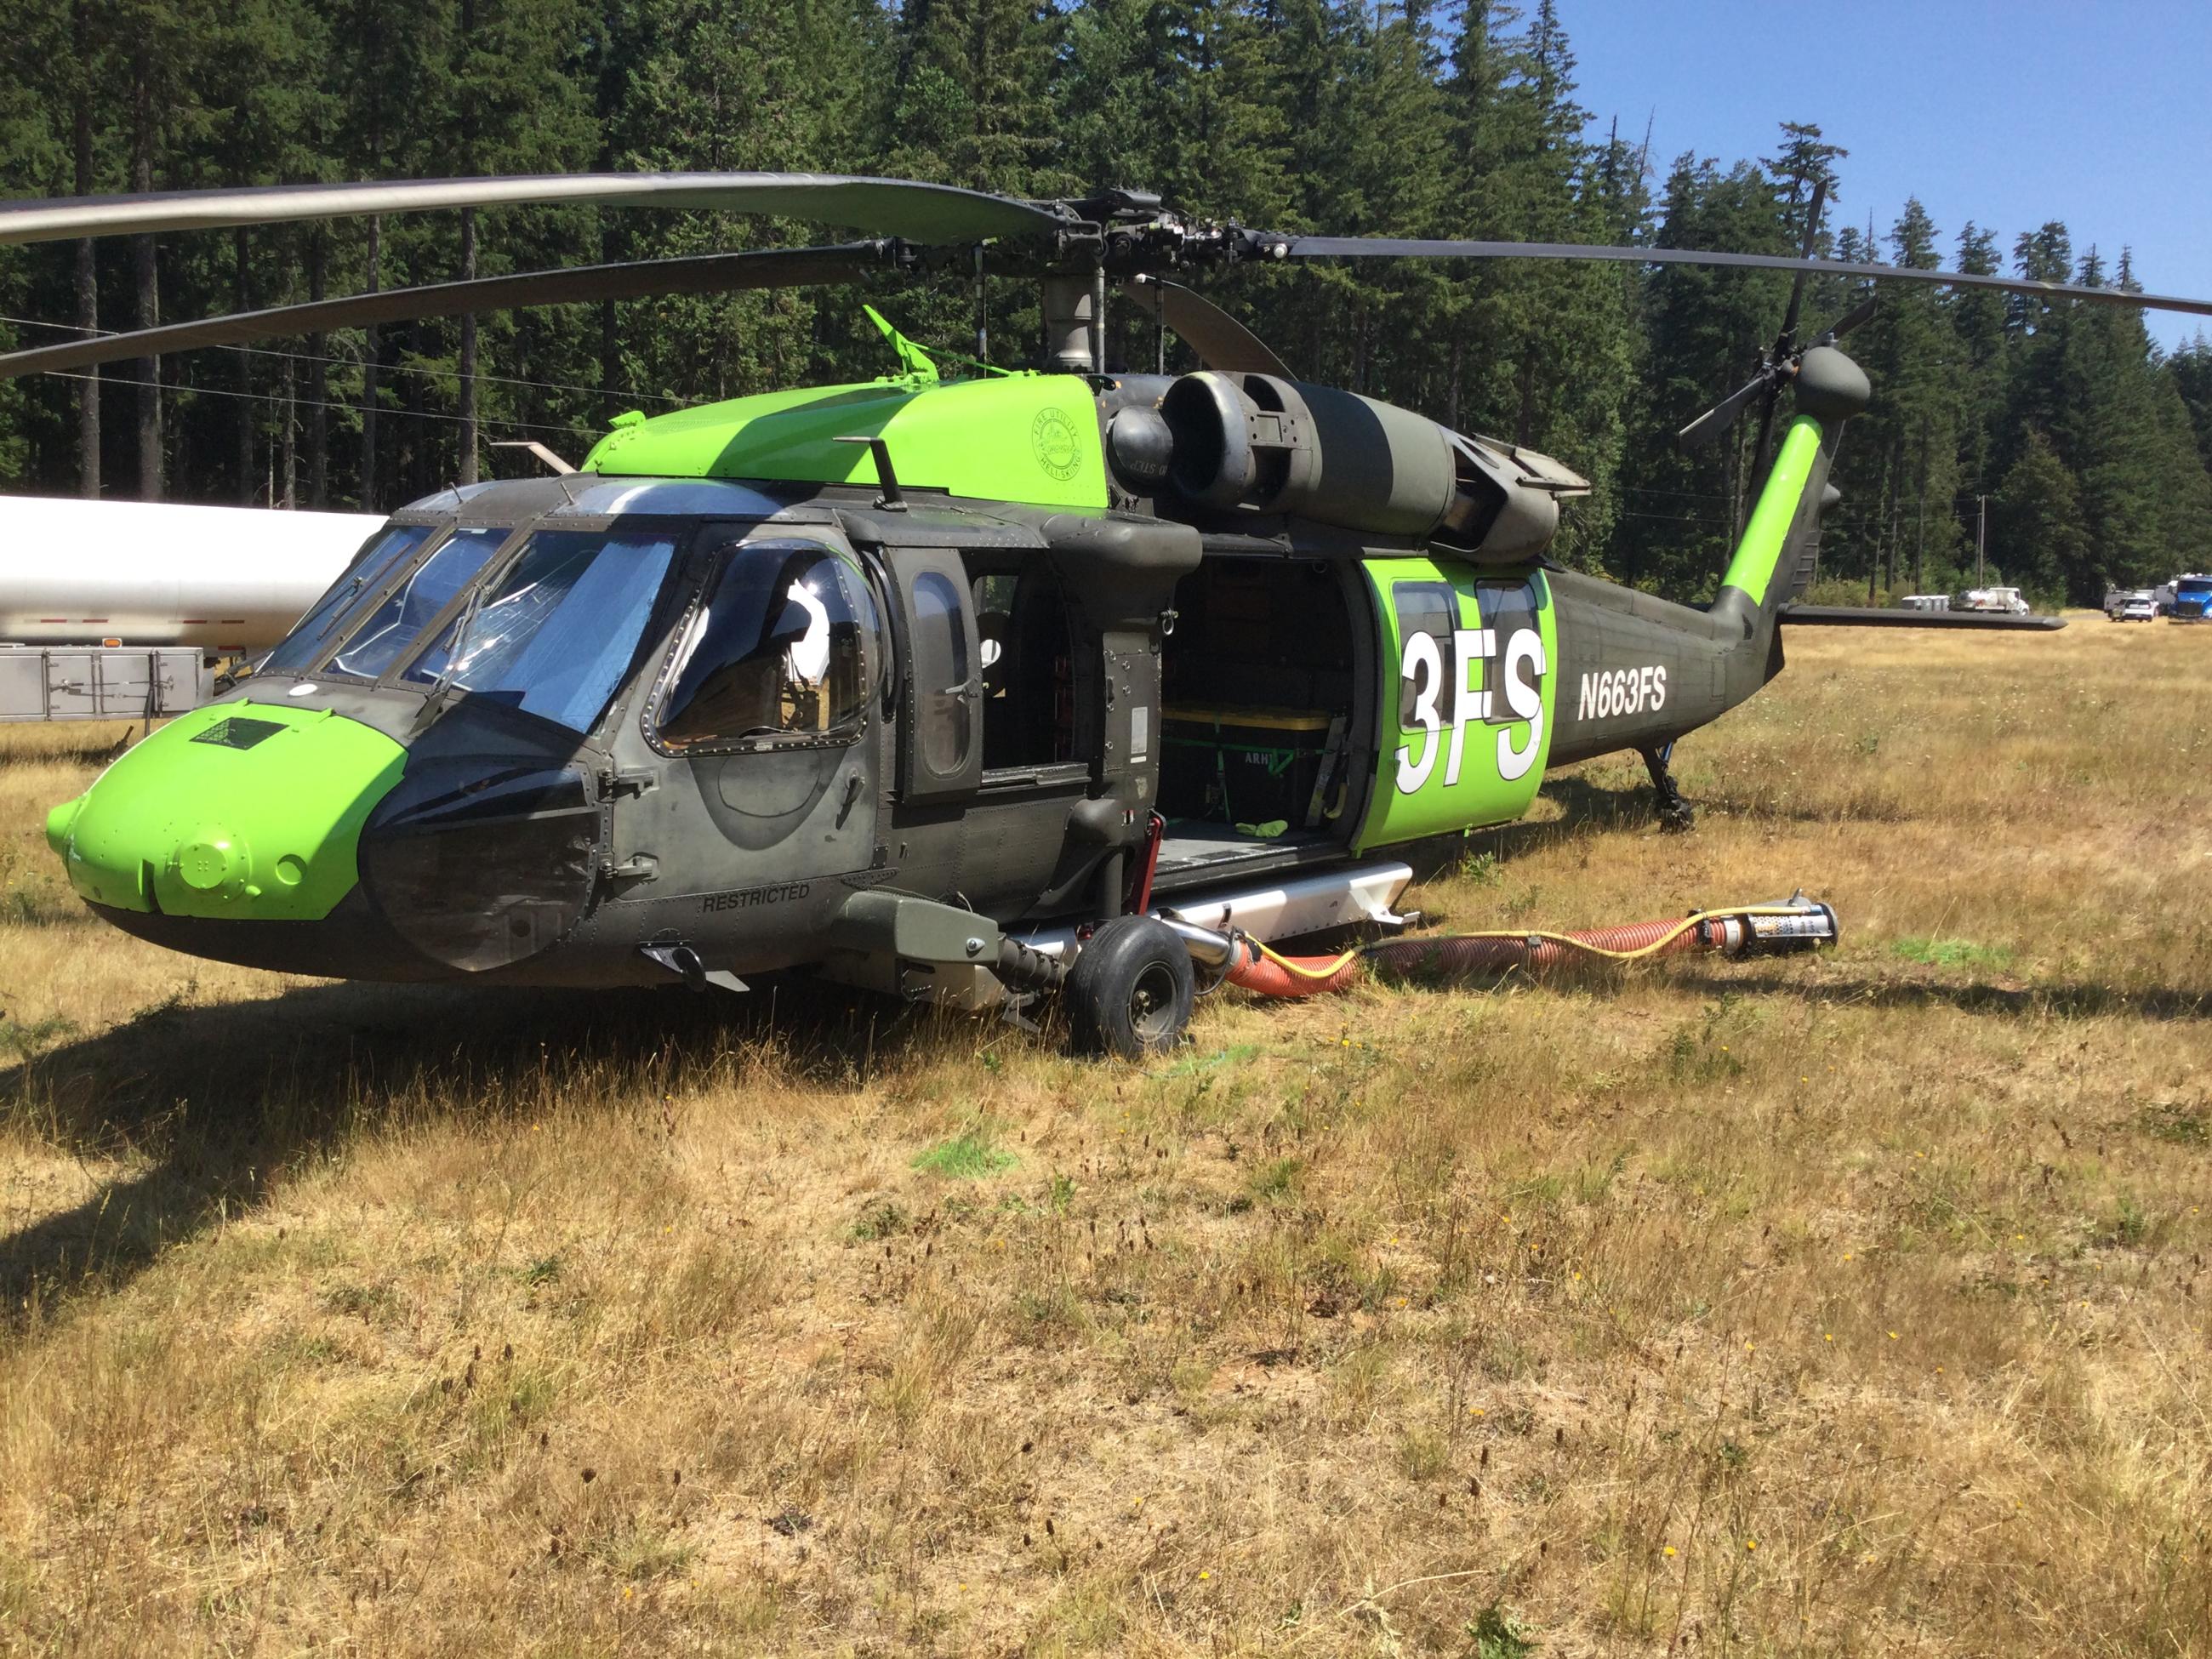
<box><xmin>1640</xmin><ymin>742</ymin><xmax>1695</xmax><ymax>834</ymax></box>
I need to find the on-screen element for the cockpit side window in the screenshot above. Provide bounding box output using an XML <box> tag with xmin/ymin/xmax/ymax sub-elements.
<box><xmin>260</xmin><ymin>524</ymin><xmax>432</xmax><ymax>676</ymax></box>
<box><xmin>649</xmin><ymin>539</ymin><xmax>877</xmax><ymax>755</ymax></box>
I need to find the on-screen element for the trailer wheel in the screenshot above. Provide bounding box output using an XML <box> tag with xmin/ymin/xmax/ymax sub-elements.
<box><xmin>1064</xmin><ymin>916</ymin><xmax>1195</xmax><ymax>1059</ymax></box>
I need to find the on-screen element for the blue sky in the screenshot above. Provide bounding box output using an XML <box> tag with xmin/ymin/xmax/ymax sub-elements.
<box><xmin>1558</xmin><ymin>0</ymin><xmax>2212</xmax><ymax>352</ymax></box>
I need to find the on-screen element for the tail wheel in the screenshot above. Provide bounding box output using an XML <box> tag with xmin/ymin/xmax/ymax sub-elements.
<box><xmin>1064</xmin><ymin>915</ymin><xmax>1195</xmax><ymax>1060</ymax></box>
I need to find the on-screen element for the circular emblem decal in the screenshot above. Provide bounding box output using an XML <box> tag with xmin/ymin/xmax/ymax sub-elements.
<box><xmin>1030</xmin><ymin>406</ymin><xmax>1083</xmax><ymax>482</ymax></box>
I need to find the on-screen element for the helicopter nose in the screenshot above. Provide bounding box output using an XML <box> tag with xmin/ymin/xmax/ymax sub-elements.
<box><xmin>48</xmin><ymin>703</ymin><xmax>406</xmax><ymax>921</ymax></box>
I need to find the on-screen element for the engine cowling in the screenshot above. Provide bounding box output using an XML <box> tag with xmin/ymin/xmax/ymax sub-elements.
<box><xmin>1140</xmin><ymin>370</ymin><xmax>1588</xmax><ymax>562</ymax></box>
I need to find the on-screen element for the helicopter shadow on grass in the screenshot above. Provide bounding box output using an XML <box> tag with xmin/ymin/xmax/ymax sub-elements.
<box><xmin>0</xmin><ymin>971</ymin><xmax>983</xmax><ymax>1328</ymax></box>
<box><xmin>1333</xmin><ymin>771</ymin><xmax>2212</xmax><ymax>1021</ymax></box>
<box><xmin>1460</xmin><ymin>772</ymin><xmax>1672</xmax><ymax>864</ymax></box>
<box><xmin>1663</xmin><ymin>966</ymin><xmax>2212</xmax><ymax>1024</ymax></box>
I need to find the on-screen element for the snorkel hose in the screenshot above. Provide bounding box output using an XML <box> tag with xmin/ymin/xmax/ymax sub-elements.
<box><xmin>1216</xmin><ymin>895</ymin><xmax>1839</xmax><ymax>999</ymax></box>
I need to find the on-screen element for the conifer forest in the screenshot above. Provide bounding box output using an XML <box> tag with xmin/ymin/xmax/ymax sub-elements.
<box><xmin>3</xmin><ymin>0</ymin><xmax>2210</xmax><ymax>608</ymax></box>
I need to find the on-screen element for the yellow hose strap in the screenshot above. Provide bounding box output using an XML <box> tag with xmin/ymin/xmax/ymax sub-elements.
<box><xmin>1252</xmin><ymin>938</ymin><xmax>1362</xmax><ymax>980</ymax></box>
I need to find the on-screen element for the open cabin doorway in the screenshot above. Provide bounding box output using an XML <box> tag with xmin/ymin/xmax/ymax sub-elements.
<box><xmin>1152</xmin><ymin>552</ymin><xmax>1370</xmax><ymax>888</ymax></box>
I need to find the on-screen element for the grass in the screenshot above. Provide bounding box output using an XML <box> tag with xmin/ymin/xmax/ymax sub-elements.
<box><xmin>0</xmin><ymin>617</ymin><xmax>2209</xmax><ymax>1654</ymax></box>
<box><xmin>911</xmin><ymin>1125</ymin><xmax>1019</xmax><ymax>1178</ymax></box>
<box><xmin>1891</xmin><ymin>935</ymin><xmax>2017</xmax><ymax>970</ymax></box>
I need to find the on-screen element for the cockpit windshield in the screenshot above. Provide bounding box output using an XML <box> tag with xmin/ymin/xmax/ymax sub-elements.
<box><xmin>402</xmin><ymin>529</ymin><xmax>679</xmax><ymax>733</ymax></box>
<box><xmin>255</xmin><ymin>510</ymin><xmax>876</xmax><ymax>740</ymax></box>
<box><xmin>330</xmin><ymin>527</ymin><xmax>510</xmax><ymax>679</ymax></box>
<box><xmin>260</xmin><ymin>523</ymin><xmax>434</xmax><ymax>676</ymax></box>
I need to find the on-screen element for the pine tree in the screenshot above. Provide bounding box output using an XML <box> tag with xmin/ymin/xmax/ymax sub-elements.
<box><xmin>3</xmin><ymin>0</ymin><xmax>2211</xmax><ymax>584</ymax></box>
<box><xmin>420</xmin><ymin>0</ymin><xmax>595</xmax><ymax>487</ymax></box>
<box><xmin>619</xmin><ymin>0</ymin><xmax>897</xmax><ymax>397</ymax></box>
<box><xmin>1052</xmin><ymin>0</ymin><xmax>1200</xmax><ymax>202</ymax></box>
<box><xmin>187</xmin><ymin>0</ymin><xmax>336</xmax><ymax>503</ymax></box>
<box><xmin>1423</xmin><ymin>1</ymin><xmax>1634</xmax><ymax>567</ymax></box>
<box><xmin>2168</xmin><ymin>334</ymin><xmax>2212</xmax><ymax>471</ymax></box>
<box><xmin>2047</xmin><ymin>248</ymin><xmax>2180</xmax><ymax>593</ymax></box>
<box><xmin>1177</xmin><ymin>0</ymin><xmax>1291</xmax><ymax>225</ymax></box>
<box><xmin>328</xmin><ymin>0</ymin><xmax>447</xmax><ymax>507</ymax></box>
<box><xmin>103</xmin><ymin>0</ymin><xmax>228</xmax><ymax>499</ymax></box>
<box><xmin>1991</xmin><ymin>428</ymin><xmax>2087</xmax><ymax>602</ymax></box>
<box><xmin>1949</xmin><ymin>221</ymin><xmax>2007</xmax><ymax>540</ymax></box>
<box><xmin>1317</xmin><ymin>0</ymin><xmax>1451</xmax><ymax>399</ymax></box>
<box><xmin>888</xmin><ymin>0</ymin><xmax>1055</xmax><ymax>192</ymax></box>
<box><xmin>1842</xmin><ymin>199</ymin><xmax>1962</xmax><ymax>591</ymax></box>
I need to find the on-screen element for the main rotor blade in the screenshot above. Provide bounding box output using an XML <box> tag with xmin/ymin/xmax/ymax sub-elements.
<box><xmin>1282</xmin><ymin>237</ymin><xmax>2212</xmax><ymax>320</ymax></box>
<box><xmin>0</xmin><ymin>243</ymin><xmax>893</xmax><ymax>380</ymax></box>
<box><xmin>1778</xmin><ymin>603</ymin><xmax>2066</xmax><ymax>631</ymax></box>
<box><xmin>1118</xmin><ymin>275</ymin><xmax>1293</xmax><ymax>379</ymax></box>
<box><xmin>0</xmin><ymin>173</ymin><xmax>1067</xmax><ymax>248</ymax></box>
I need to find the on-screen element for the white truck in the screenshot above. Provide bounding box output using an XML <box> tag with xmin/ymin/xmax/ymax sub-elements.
<box><xmin>1953</xmin><ymin>585</ymin><xmax>2032</xmax><ymax>615</ymax></box>
<box><xmin>0</xmin><ymin>494</ymin><xmax>378</xmax><ymax>721</ymax></box>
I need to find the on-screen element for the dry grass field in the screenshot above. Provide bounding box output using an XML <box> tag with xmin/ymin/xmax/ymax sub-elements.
<box><xmin>1</xmin><ymin>617</ymin><xmax>2208</xmax><ymax>1656</ymax></box>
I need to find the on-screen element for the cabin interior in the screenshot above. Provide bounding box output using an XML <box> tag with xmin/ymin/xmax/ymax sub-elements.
<box><xmin>962</xmin><ymin>547</ymin><xmax>1368</xmax><ymax>887</ymax></box>
<box><xmin>1151</xmin><ymin>554</ymin><xmax>1364</xmax><ymax>875</ymax></box>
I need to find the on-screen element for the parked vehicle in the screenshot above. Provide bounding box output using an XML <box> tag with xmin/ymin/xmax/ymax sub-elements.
<box><xmin>2120</xmin><ymin>595</ymin><xmax>2159</xmax><ymax>622</ymax></box>
<box><xmin>1953</xmin><ymin>585</ymin><xmax>2031</xmax><ymax>615</ymax></box>
<box><xmin>2170</xmin><ymin>573</ymin><xmax>2212</xmax><ymax>622</ymax></box>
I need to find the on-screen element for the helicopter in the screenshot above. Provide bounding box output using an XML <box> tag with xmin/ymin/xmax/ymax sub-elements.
<box><xmin>11</xmin><ymin>172</ymin><xmax>2212</xmax><ymax>1058</ymax></box>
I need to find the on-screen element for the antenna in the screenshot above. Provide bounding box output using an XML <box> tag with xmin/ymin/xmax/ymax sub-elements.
<box><xmin>834</xmin><ymin>434</ymin><xmax>905</xmax><ymax>510</ymax></box>
<box><xmin>490</xmin><ymin>439</ymin><xmax>576</xmax><ymax>475</ymax></box>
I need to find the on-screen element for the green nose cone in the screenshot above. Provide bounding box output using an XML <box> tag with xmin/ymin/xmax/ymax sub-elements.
<box><xmin>48</xmin><ymin>702</ymin><xmax>406</xmax><ymax>921</ymax></box>
<box><xmin>44</xmin><ymin>796</ymin><xmax>81</xmax><ymax>857</ymax></box>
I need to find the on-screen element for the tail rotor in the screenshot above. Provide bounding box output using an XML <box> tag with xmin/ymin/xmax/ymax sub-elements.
<box><xmin>1674</xmin><ymin>180</ymin><xmax>1878</xmax><ymax>459</ymax></box>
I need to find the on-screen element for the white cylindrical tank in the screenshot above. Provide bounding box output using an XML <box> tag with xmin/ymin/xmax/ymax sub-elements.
<box><xmin>0</xmin><ymin>494</ymin><xmax>385</xmax><ymax>652</ymax></box>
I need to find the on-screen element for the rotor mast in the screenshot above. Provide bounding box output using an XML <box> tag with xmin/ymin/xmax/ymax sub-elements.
<box><xmin>1039</xmin><ymin>270</ymin><xmax>1107</xmax><ymax>374</ymax></box>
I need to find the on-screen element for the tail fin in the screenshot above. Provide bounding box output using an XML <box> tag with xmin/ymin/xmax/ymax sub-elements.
<box><xmin>1707</xmin><ymin>414</ymin><xmax>1837</xmax><ymax>643</ymax></box>
<box><xmin>1709</xmin><ymin>345</ymin><xmax>1868</xmax><ymax>651</ymax></box>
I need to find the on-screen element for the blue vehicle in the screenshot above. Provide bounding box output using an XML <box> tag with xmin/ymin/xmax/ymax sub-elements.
<box><xmin>2173</xmin><ymin>574</ymin><xmax>2212</xmax><ymax>623</ymax></box>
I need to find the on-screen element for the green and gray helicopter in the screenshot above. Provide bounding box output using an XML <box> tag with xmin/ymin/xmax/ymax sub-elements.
<box><xmin>9</xmin><ymin>174</ymin><xmax>2209</xmax><ymax>1055</ymax></box>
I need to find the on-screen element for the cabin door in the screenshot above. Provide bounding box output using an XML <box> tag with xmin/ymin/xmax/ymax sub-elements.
<box><xmin>1354</xmin><ymin>558</ymin><xmax>1557</xmax><ymax>850</ymax></box>
<box><xmin>883</xmin><ymin>546</ymin><xmax>984</xmax><ymax>803</ymax></box>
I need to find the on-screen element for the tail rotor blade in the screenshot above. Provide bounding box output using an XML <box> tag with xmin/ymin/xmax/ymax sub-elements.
<box><xmin>1752</xmin><ymin>180</ymin><xmax>1828</xmax><ymax>482</ymax></box>
<box><xmin>1748</xmin><ymin>381</ymin><xmax>1782</xmax><ymax>487</ymax></box>
<box><xmin>1776</xmin><ymin>178</ymin><xmax>1828</xmax><ymax>347</ymax></box>
<box><xmin>1677</xmin><ymin>371</ymin><xmax>1771</xmax><ymax>453</ymax></box>
<box><xmin>1818</xmin><ymin>293</ymin><xmax>1879</xmax><ymax>344</ymax></box>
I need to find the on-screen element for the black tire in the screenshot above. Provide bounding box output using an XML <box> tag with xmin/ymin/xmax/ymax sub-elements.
<box><xmin>1063</xmin><ymin>915</ymin><xmax>1196</xmax><ymax>1060</ymax></box>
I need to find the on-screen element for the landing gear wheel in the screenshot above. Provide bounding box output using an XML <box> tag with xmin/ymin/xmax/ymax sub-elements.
<box><xmin>1641</xmin><ymin>743</ymin><xmax>1696</xmax><ymax>835</ymax></box>
<box><xmin>1063</xmin><ymin>915</ymin><xmax>1195</xmax><ymax>1060</ymax></box>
